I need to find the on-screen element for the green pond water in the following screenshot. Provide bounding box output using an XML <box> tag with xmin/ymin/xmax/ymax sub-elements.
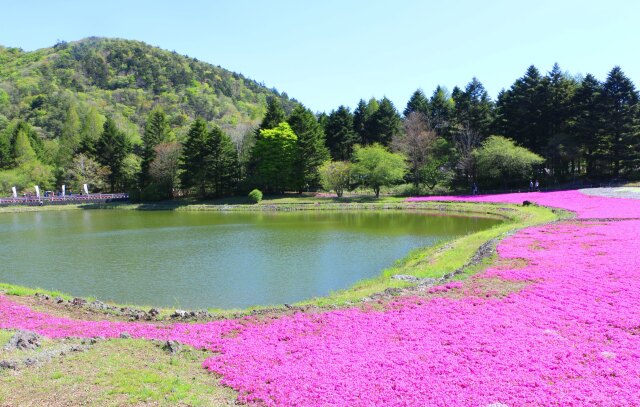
<box><xmin>0</xmin><ymin>209</ymin><xmax>500</xmax><ymax>309</ymax></box>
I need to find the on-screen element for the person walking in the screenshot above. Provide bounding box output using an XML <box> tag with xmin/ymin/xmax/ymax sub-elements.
<box><xmin>535</xmin><ymin>179</ymin><xmax>540</xmax><ymax>191</ymax></box>
<box><xmin>529</xmin><ymin>179</ymin><xmax>533</xmax><ymax>192</ymax></box>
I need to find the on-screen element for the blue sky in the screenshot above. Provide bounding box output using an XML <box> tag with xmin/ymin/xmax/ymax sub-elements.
<box><xmin>1</xmin><ymin>0</ymin><xmax>638</xmax><ymax>113</ymax></box>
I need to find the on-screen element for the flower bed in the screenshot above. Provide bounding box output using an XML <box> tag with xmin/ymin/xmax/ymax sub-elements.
<box><xmin>2</xmin><ymin>190</ymin><xmax>640</xmax><ymax>406</ymax></box>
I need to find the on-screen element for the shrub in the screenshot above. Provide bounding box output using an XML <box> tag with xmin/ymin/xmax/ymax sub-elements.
<box><xmin>248</xmin><ymin>189</ymin><xmax>263</xmax><ymax>204</ymax></box>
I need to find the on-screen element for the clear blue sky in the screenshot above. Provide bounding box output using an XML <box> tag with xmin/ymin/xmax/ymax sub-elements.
<box><xmin>1</xmin><ymin>0</ymin><xmax>639</xmax><ymax>113</ymax></box>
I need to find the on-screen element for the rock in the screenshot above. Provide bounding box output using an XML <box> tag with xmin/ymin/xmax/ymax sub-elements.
<box><xmin>417</xmin><ymin>278</ymin><xmax>438</xmax><ymax>286</ymax></box>
<box><xmin>54</xmin><ymin>296</ymin><xmax>64</xmax><ymax>304</ymax></box>
<box><xmin>148</xmin><ymin>308</ymin><xmax>160</xmax><ymax>317</ymax></box>
<box><xmin>0</xmin><ymin>360</ymin><xmax>18</xmax><ymax>370</ymax></box>
<box><xmin>119</xmin><ymin>332</ymin><xmax>131</xmax><ymax>339</ymax></box>
<box><xmin>162</xmin><ymin>340</ymin><xmax>182</xmax><ymax>354</ymax></box>
<box><xmin>391</xmin><ymin>274</ymin><xmax>420</xmax><ymax>283</ymax></box>
<box><xmin>4</xmin><ymin>331</ymin><xmax>41</xmax><ymax>351</ymax></box>
<box><xmin>90</xmin><ymin>300</ymin><xmax>108</xmax><ymax>310</ymax></box>
<box><xmin>522</xmin><ymin>200</ymin><xmax>533</xmax><ymax>206</ymax></box>
<box><xmin>172</xmin><ymin>310</ymin><xmax>189</xmax><ymax>319</ymax></box>
<box><xmin>71</xmin><ymin>297</ymin><xmax>87</xmax><ymax>306</ymax></box>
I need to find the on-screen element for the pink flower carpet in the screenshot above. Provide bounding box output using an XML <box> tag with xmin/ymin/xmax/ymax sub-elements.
<box><xmin>2</xmin><ymin>190</ymin><xmax>640</xmax><ymax>406</ymax></box>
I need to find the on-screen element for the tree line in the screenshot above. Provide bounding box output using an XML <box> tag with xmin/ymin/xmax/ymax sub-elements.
<box><xmin>0</xmin><ymin>63</ymin><xmax>638</xmax><ymax>198</ymax></box>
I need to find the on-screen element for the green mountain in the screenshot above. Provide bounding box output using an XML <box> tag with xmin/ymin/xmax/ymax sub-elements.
<box><xmin>0</xmin><ymin>37</ymin><xmax>297</xmax><ymax>145</ymax></box>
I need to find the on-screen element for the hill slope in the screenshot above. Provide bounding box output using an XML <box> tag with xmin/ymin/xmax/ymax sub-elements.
<box><xmin>0</xmin><ymin>37</ymin><xmax>297</xmax><ymax>143</ymax></box>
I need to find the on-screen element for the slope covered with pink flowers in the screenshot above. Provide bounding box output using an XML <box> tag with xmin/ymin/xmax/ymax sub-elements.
<box><xmin>2</xmin><ymin>190</ymin><xmax>640</xmax><ymax>406</ymax></box>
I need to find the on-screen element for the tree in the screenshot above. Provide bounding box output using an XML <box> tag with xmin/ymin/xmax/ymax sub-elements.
<box><xmin>95</xmin><ymin>116</ymin><xmax>131</xmax><ymax>192</ymax></box>
<box><xmin>474</xmin><ymin>136</ymin><xmax>544</xmax><ymax>188</ymax></box>
<box><xmin>64</xmin><ymin>153</ymin><xmax>110</xmax><ymax>192</ymax></box>
<box><xmin>180</xmin><ymin>118</ymin><xmax>211</xmax><ymax>197</ymax></box>
<box><xmin>206</xmin><ymin>125</ymin><xmax>239</xmax><ymax>196</ymax></box>
<box><xmin>141</xmin><ymin>109</ymin><xmax>172</xmax><ymax>186</ymax></box>
<box><xmin>57</xmin><ymin>104</ymin><xmax>81</xmax><ymax>167</ymax></box>
<box><xmin>13</xmin><ymin>129</ymin><xmax>37</xmax><ymax>167</ymax></box>
<box><xmin>572</xmin><ymin>74</ymin><xmax>604</xmax><ymax>176</ymax></box>
<box><xmin>404</xmin><ymin>89</ymin><xmax>430</xmax><ymax>118</ymax></box>
<box><xmin>453</xmin><ymin>78</ymin><xmax>494</xmax><ymax>138</ymax></box>
<box><xmin>287</xmin><ymin>105</ymin><xmax>330</xmax><ymax>191</ymax></box>
<box><xmin>251</xmin><ymin>122</ymin><xmax>298</xmax><ymax>193</ymax></box>
<box><xmin>79</xmin><ymin>106</ymin><xmax>105</xmax><ymax>156</ymax></box>
<box><xmin>392</xmin><ymin>112</ymin><xmax>436</xmax><ymax>187</ymax></box>
<box><xmin>319</xmin><ymin>160</ymin><xmax>351</xmax><ymax>197</ymax></box>
<box><xmin>453</xmin><ymin>125</ymin><xmax>482</xmax><ymax>184</ymax></box>
<box><xmin>365</xmin><ymin>97</ymin><xmax>401</xmax><ymax>146</ymax></box>
<box><xmin>325</xmin><ymin>106</ymin><xmax>358</xmax><ymax>160</ymax></box>
<box><xmin>149</xmin><ymin>142</ymin><xmax>182</xmax><ymax>198</ymax></box>
<box><xmin>495</xmin><ymin>65</ymin><xmax>546</xmax><ymax>152</ymax></box>
<box><xmin>429</xmin><ymin>86</ymin><xmax>455</xmax><ymax>138</ymax></box>
<box><xmin>257</xmin><ymin>97</ymin><xmax>286</xmax><ymax>133</ymax></box>
<box><xmin>351</xmin><ymin>144</ymin><xmax>407</xmax><ymax>197</ymax></box>
<box><xmin>599</xmin><ymin>66</ymin><xmax>639</xmax><ymax>176</ymax></box>
<box><xmin>353</xmin><ymin>98</ymin><xmax>378</xmax><ymax>144</ymax></box>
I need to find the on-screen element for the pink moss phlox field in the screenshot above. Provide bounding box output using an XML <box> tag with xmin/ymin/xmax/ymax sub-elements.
<box><xmin>2</xmin><ymin>190</ymin><xmax>640</xmax><ymax>406</ymax></box>
<box><xmin>406</xmin><ymin>189</ymin><xmax>640</xmax><ymax>219</ymax></box>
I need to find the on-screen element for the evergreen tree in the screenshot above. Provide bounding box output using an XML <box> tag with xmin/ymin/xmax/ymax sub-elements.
<box><xmin>141</xmin><ymin>109</ymin><xmax>172</xmax><ymax>186</ymax></box>
<box><xmin>404</xmin><ymin>89</ymin><xmax>430</xmax><ymax>118</ymax></box>
<box><xmin>287</xmin><ymin>105</ymin><xmax>330</xmax><ymax>191</ymax></box>
<box><xmin>257</xmin><ymin>97</ymin><xmax>286</xmax><ymax>133</ymax></box>
<box><xmin>429</xmin><ymin>86</ymin><xmax>455</xmax><ymax>138</ymax></box>
<box><xmin>365</xmin><ymin>97</ymin><xmax>401</xmax><ymax>146</ymax></box>
<box><xmin>180</xmin><ymin>118</ymin><xmax>211</xmax><ymax>197</ymax></box>
<box><xmin>541</xmin><ymin>64</ymin><xmax>579</xmax><ymax>177</ymax></box>
<box><xmin>325</xmin><ymin>106</ymin><xmax>358</xmax><ymax>160</ymax></box>
<box><xmin>207</xmin><ymin>125</ymin><xmax>239</xmax><ymax>196</ymax></box>
<box><xmin>453</xmin><ymin>78</ymin><xmax>494</xmax><ymax>138</ymax></box>
<box><xmin>600</xmin><ymin>66</ymin><xmax>640</xmax><ymax>176</ymax></box>
<box><xmin>13</xmin><ymin>128</ymin><xmax>37</xmax><ymax>166</ymax></box>
<box><xmin>495</xmin><ymin>65</ymin><xmax>546</xmax><ymax>152</ymax></box>
<box><xmin>251</xmin><ymin>122</ymin><xmax>298</xmax><ymax>193</ymax></box>
<box><xmin>358</xmin><ymin>98</ymin><xmax>380</xmax><ymax>144</ymax></box>
<box><xmin>572</xmin><ymin>74</ymin><xmax>604</xmax><ymax>176</ymax></box>
<box><xmin>95</xmin><ymin>117</ymin><xmax>131</xmax><ymax>192</ymax></box>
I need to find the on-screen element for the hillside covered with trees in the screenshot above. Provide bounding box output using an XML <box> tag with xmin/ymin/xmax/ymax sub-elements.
<box><xmin>0</xmin><ymin>37</ymin><xmax>296</xmax><ymax>194</ymax></box>
<box><xmin>0</xmin><ymin>37</ymin><xmax>638</xmax><ymax>199</ymax></box>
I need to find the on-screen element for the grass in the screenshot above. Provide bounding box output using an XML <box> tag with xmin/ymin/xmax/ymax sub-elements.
<box><xmin>0</xmin><ymin>339</ymin><xmax>237</xmax><ymax>406</ymax></box>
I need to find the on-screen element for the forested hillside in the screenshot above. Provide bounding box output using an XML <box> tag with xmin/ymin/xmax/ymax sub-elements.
<box><xmin>0</xmin><ymin>37</ymin><xmax>296</xmax><ymax>193</ymax></box>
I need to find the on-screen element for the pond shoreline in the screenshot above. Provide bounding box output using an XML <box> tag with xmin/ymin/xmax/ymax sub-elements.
<box><xmin>0</xmin><ymin>198</ymin><xmax>561</xmax><ymax>319</ymax></box>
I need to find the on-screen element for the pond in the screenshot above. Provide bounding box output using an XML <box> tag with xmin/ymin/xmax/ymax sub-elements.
<box><xmin>0</xmin><ymin>209</ymin><xmax>501</xmax><ymax>309</ymax></box>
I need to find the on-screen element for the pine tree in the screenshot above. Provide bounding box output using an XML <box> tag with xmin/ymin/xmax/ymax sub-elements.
<box><xmin>404</xmin><ymin>89</ymin><xmax>430</xmax><ymax>118</ymax></box>
<box><xmin>257</xmin><ymin>97</ymin><xmax>286</xmax><ymax>134</ymax></box>
<box><xmin>141</xmin><ymin>109</ymin><xmax>172</xmax><ymax>186</ymax></box>
<box><xmin>325</xmin><ymin>106</ymin><xmax>358</xmax><ymax>160</ymax></box>
<box><xmin>180</xmin><ymin>118</ymin><xmax>211</xmax><ymax>197</ymax></box>
<box><xmin>13</xmin><ymin>128</ymin><xmax>37</xmax><ymax>166</ymax></box>
<box><xmin>287</xmin><ymin>105</ymin><xmax>330</xmax><ymax>191</ymax></box>
<box><xmin>366</xmin><ymin>97</ymin><xmax>401</xmax><ymax>146</ymax></box>
<box><xmin>95</xmin><ymin>117</ymin><xmax>131</xmax><ymax>192</ymax></box>
<box><xmin>495</xmin><ymin>65</ymin><xmax>546</xmax><ymax>152</ymax></box>
<box><xmin>600</xmin><ymin>66</ymin><xmax>640</xmax><ymax>176</ymax></box>
<box><xmin>453</xmin><ymin>78</ymin><xmax>494</xmax><ymax>138</ymax></box>
<box><xmin>429</xmin><ymin>86</ymin><xmax>455</xmax><ymax>139</ymax></box>
<box><xmin>207</xmin><ymin>125</ymin><xmax>239</xmax><ymax>196</ymax></box>
<box><xmin>572</xmin><ymin>74</ymin><xmax>604</xmax><ymax>176</ymax></box>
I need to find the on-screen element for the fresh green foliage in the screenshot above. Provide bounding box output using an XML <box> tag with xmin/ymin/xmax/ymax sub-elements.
<box><xmin>248</xmin><ymin>188</ymin><xmax>263</xmax><ymax>204</ymax></box>
<box><xmin>351</xmin><ymin>144</ymin><xmax>407</xmax><ymax>197</ymax></box>
<box><xmin>474</xmin><ymin>136</ymin><xmax>544</xmax><ymax>188</ymax></box>
<box><xmin>324</xmin><ymin>106</ymin><xmax>358</xmax><ymax>160</ymax></box>
<box><xmin>141</xmin><ymin>109</ymin><xmax>172</xmax><ymax>186</ymax></box>
<box><xmin>250</xmin><ymin>122</ymin><xmax>298</xmax><ymax>193</ymax></box>
<box><xmin>319</xmin><ymin>160</ymin><xmax>351</xmax><ymax>197</ymax></box>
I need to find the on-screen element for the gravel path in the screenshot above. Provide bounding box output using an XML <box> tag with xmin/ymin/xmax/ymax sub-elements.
<box><xmin>580</xmin><ymin>187</ymin><xmax>640</xmax><ymax>200</ymax></box>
